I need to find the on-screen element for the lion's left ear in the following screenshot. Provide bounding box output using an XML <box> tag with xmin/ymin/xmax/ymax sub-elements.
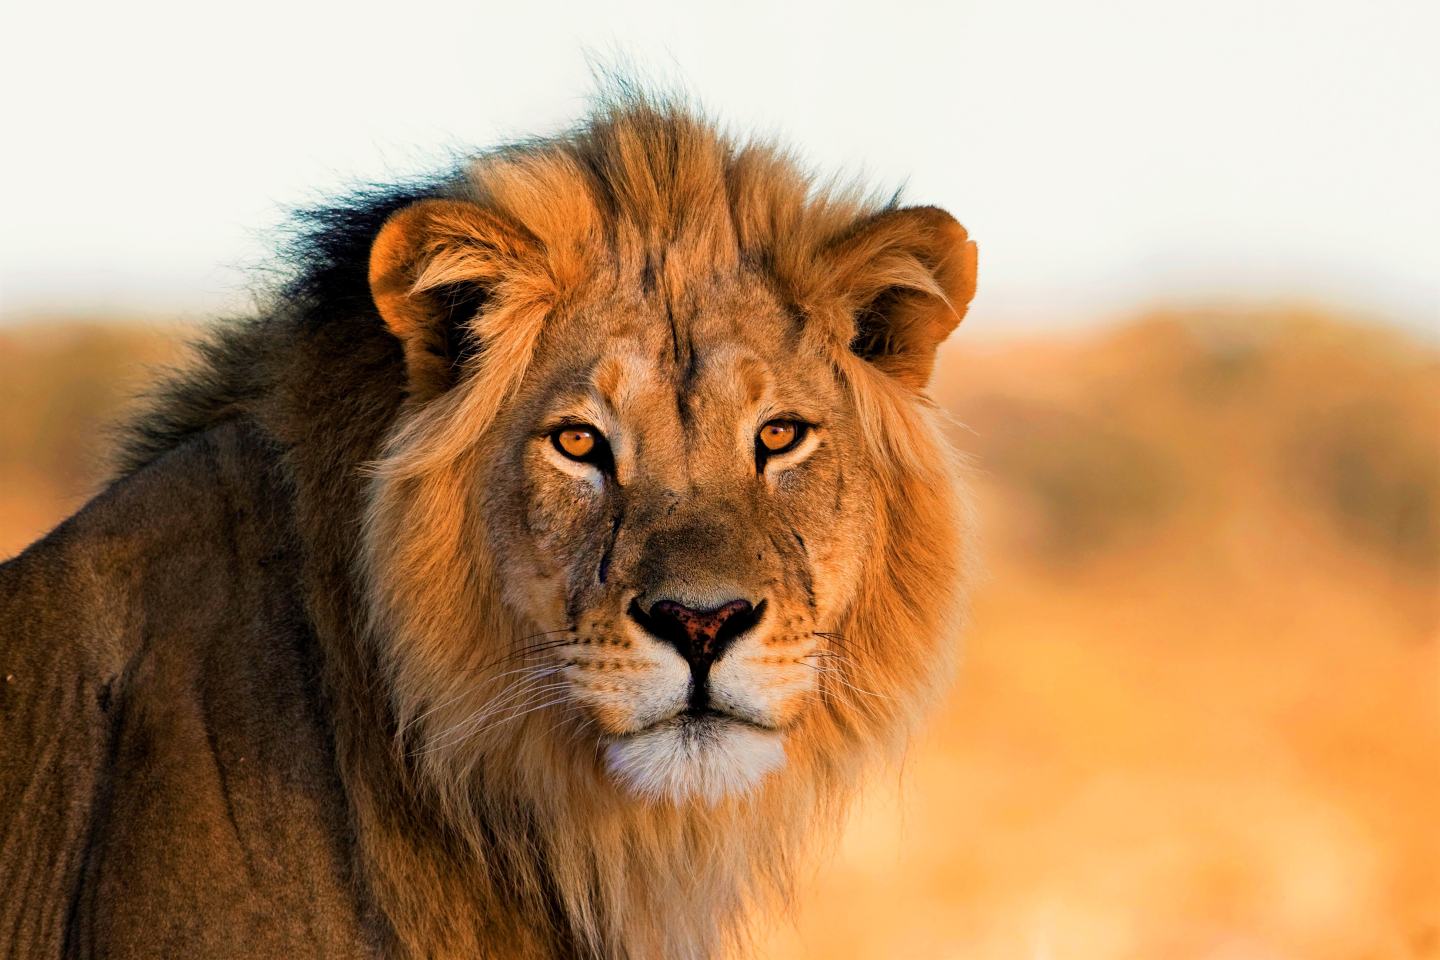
<box><xmin>369</xmin><ymin>198</ymin><xmax>539</xmax><ymax>400</ymax></box>
<box><xmin>824</xmin><ymin>206</ymin><xmax>977</xmax><ymax>389</ymax></box>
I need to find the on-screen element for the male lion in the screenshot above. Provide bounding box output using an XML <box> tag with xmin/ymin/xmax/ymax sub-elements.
<box><xmin>0</xmin><ymin>97</ymin><xmax>976</xmax><ymax>959</ymax></box>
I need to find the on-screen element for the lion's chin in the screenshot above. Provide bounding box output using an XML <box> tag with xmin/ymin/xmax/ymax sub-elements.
<box><xmin>603</xmin><ymin>713</ymin><xmax>787</xmax><ymax>805</ymax></box>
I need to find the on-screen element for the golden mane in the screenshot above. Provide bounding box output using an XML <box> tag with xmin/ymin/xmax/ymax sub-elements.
<box><xmin>357</xmin><ymin>98</ymin><xmax>975</xmax><ymax>958</ymax></box>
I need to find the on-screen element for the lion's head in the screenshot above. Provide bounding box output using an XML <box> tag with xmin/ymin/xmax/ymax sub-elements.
<box><xmin>357</xmin><ymin>100</ymin><xmax>975</xmax><ymax>955</ymax></box>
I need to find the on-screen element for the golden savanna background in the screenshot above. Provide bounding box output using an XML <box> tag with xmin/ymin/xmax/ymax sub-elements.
<box><xmin>2</xmin><ymin>0</ymin><xmax>1436</xmax><ymax>957</ymax></box>
<box><xmin>2</xmin><ymin>308</ymin><xmax>1435</xmax><ymax>958</ymax></box>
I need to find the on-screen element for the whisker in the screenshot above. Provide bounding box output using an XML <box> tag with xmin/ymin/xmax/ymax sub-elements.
<box><xmin>517</xmin><ymin>628</ymin><xmax>573</xmax><ymax>643</ymax></box>
<box><xmin>461</xmin><ymin>630</ymin><xmax>582</xmax><ymax>678</ymax></box>
<box><xmin>400</xmin><ymin>664</ymin><xmax>565</xmax><ymax>734</ymax></box>
<box><xmin>470</xmin><ymin>695</ymin><xmax>575</xmax><ymax>739</ymax></box>
<box><xmin>800</xmin><ymin>660</ymin><xmax>897</xmax><ymax>702</ymax></box>
<box><xmin>415</xmin><ymin>678</ymin><xmax>570</xmax><ymax>754</ymax></box>
<box><xmin>813</xmin><ymin>631</ymin><xmax>858</xmax><ymax>650</ymax></box>
<box><xmin>479</xmin><ymin>636</ymin><xmax>581</xmax><ymax>669</ymax></box>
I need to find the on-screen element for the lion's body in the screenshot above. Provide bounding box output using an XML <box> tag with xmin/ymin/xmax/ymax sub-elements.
<box><xmin>0</xmin><ymin>97</ymin><xmax>976</xmax><ymax>959</ymax></box>
<box><xmin>0</xmin><ymin>424</ymin><xmax>376</xmax><ymax>957</ymax></box>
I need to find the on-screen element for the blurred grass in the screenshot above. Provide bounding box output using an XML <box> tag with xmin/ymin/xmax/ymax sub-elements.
<box><xmin>0</xmin><ymin>321</ymin><xmax>186</xmax><ymax>546</ymax></box>
<box><xmin>1</xmin><ymin>309</ymin><xmax>1436</xmax><ymax>959</ymax></box>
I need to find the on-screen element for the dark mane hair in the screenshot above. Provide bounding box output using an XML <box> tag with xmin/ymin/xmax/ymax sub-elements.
<box><xmin>115</xmin><ymin>175</ymin><xmax>456</xmax><ymax>477</ymax></box>
<box><xmin>280</xmin><ymin>175</ymin><xmax>460</xmax><ymax>321</ymax></box>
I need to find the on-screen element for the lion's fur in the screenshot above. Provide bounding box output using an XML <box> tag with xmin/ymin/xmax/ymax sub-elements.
<box><xmin>0</xmin><ymin>93</ymin><xmax>975</xmax><ymax>960</ymax></box>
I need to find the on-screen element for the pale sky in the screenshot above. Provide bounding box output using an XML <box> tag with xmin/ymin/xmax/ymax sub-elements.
<box><xmin>1</xmin><ymin>0</ymin><xmax>1436</xmax><ymax>338</ymax></box>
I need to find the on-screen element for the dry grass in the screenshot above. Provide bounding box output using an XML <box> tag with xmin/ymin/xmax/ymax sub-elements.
<box><xmin>1</xmin><ymin>309</ymin><xmax>1435</xmax><ymax>958</ymax></box>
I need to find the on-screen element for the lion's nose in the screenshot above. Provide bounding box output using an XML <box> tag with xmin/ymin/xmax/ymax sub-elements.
<box><xmin>627</xmin><ymin>597</ymin><xmax>763</xmax><ymax>673</ymax></box>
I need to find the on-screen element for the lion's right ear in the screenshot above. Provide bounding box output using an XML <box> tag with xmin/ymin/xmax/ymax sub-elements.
<box><xmin>822</xmin><ymin>205</ymin><xmax>978</xmax><ymax>390</ymax></box>
<box><xmin>369</xmin><ymin>199</ymin><xmax>535</xmax><ymax>400</ymax></box>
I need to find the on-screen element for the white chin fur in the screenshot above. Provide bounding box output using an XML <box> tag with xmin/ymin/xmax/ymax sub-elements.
<box><xmin>605</xmin><ymin>718</ymin><xmax>786</xmax><ymax>805</ymax></box>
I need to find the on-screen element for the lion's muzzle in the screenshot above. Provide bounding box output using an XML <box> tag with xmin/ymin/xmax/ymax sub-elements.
<box><xmin>626</xmin><ymin>596</ymin><xmax>764</xmax><ymax>709</ymax></box>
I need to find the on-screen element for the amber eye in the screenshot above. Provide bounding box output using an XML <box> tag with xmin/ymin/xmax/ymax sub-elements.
<box><xmin>757</xmin><ymin>419</ymin><xmax>804</xmax><ymax>455</ymax></box>
<box><xmin>552</xmin><ymin>425</ymin><xmax>602</xmax><ymax>462</ymax></box>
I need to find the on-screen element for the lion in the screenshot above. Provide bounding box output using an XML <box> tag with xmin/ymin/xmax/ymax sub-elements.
<box><xmin>0</xmin><ymin>94</ymin><xmax>977</xmax><ymax>959</ymax></box>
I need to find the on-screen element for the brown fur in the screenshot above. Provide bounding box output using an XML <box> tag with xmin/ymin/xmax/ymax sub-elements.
<box><xmin>0</xmin><ymin>94</ymin><xmax>976</xmax><ymax>959</ymax></box>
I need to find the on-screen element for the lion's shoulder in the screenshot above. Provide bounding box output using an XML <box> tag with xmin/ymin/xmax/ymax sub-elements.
<box><xmin>0</xmin><ymin>421</ymin><xmax>368</xmax><ymax>958</ymax></box>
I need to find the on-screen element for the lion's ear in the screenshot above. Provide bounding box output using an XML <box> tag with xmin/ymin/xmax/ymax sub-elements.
<box><xmin>369</xmin><ymin>198</ymin><xmax>533</xmax><ymax>400</ymax></box>
<box><xmin>826</xmin><ymin>206</ymin><xmax>977</xmax><ymax>389</ymax></box>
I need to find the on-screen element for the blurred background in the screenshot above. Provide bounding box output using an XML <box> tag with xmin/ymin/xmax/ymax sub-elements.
<box><xmin>1</xmin><ymin>1</ymin><xmax>1436</xmax><ymax>957</ymax></box>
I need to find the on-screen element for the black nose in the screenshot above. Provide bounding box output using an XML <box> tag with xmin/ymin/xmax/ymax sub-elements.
<box><xmin>627</xmin><ymin>597</ymin><xmax>763</xmax><ymax>674</ymax></box>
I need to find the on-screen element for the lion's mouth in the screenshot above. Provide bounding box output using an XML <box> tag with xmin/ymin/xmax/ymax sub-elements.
<box><xmin>604</xmin><ymin>708</ymin><xmax>788</xmax><ymax>803</ymax></box>
<box><xmin>640</xmin><ymin>707</ymin><xmax>777</xmax><ymax>738</ymax></box>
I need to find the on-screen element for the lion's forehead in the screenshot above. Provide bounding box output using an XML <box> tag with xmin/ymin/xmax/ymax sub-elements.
<box><xmin>540</xmin><ymin>294</ymin><xmax>838</xmax><ymax>434</ymax></box>
<box><xmin>592</xmin><ymin>341</ymin><xmax>773</xmax><ymax>411</ymax></box>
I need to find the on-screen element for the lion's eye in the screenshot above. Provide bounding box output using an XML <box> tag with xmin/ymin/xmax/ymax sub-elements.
<box><xmin>553</xmin><ymin>425</ymin><xmax>604</xmax><ymax>463</ymax></box>
<box><xmin>757</xmin><ymin>420</ymin><xmax>805</xmax><ymax>455</ymax></box>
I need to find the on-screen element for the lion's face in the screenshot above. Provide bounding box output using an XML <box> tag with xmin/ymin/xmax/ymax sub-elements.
<box><xmin>362</xmin><ymin>116</ymin><xmax>975</xmax><ymax>822</ymax></box>
<box><xmin>479</xmin><ymin>276</ymin><xmax>872</xmax><ymax>802</ymax></box>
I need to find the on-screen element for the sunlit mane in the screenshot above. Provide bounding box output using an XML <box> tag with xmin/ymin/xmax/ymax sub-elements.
<box><xmin>354</xmin><ymin>95</ymin><xmax>974</xmax><ymax>959</ymax></box>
